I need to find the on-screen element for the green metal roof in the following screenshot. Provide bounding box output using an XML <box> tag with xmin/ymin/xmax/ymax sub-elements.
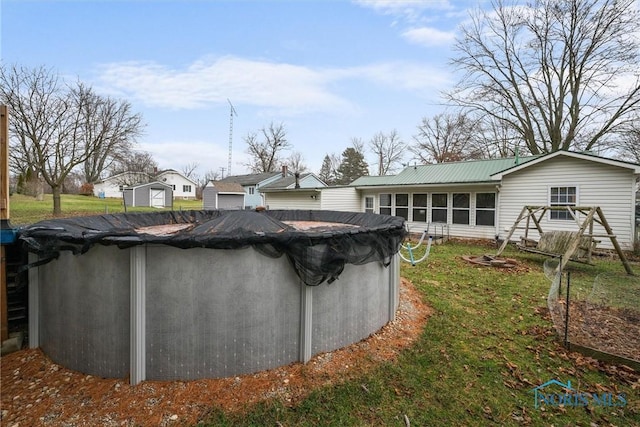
<box><xmin>351</xmin><ymin>156</ymin><xmax>539</xmax><ymax>187</ymax></box>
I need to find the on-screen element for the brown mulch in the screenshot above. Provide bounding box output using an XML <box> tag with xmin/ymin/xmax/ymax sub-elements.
<box><xmin>0</xmin><ymin>278</ymin><xmax>432</xmax><ymax>427</ymax></box>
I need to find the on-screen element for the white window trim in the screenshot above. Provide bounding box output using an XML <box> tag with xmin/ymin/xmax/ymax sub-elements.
<box><xmin>411</xmin><ymin>193</ymin><xmax>429</xmax><ymax>223</ymax></box>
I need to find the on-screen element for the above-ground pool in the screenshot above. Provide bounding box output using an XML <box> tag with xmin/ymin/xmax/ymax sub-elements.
<box><xmin>20</xmin><ymin>210</ymin><xmax>406</xmax><ymax>384</ymax></box>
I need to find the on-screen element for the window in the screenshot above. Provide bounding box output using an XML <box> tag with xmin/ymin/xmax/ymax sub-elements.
<box><xmin>452</xmin><ymin>193</ymin><xmax>470</xmax><ymax>225</ymax></box>
<box><xmin>412</xmin><ymin>193</ymin><xmax>428</xmax><ymax>222</ymax></box>
<box><xmin>379</xmin><ymin>193</ymin><xmax>392</xmax><ymax>215</ymax></box>
<box><xmin>432</xmin><ymin>193</ymin><xmax>448</xmax><ymax>223</ymax></box>
<box><xmin>118</xmin><ymin>185</ymin><xmax>124</xmax><ymax>191</ymax></box>
<box><xmin>248</xmin><ymin>187</ymin><xmax>255</xmax><ymax>195</ymax></box>
<box><xmin>365</xmin><ymin>196</ymin><xmax>374</xmax><ymax>213</ymax></box>
<box><xmin>172</xmin><ymin>185</ymin><xmax>176</xmax><ymax>191</ymax></box>
<box><xmin>183</xmin><ymin>185</ymin><xmax>192</xmax><ymax>193</ymax></box>
<box><xmin>395</xmin><ymin>194</ymin><xmax>409</xmax><ymax>220</ymax></box>
<box><xmin>475</xmin><ymin>193</ymin><xmax>496</xmax><ymax>226</ymax></box>
<box><xmin>550</xmin><ymin>186</ymin><xmax>577</xmax><ymax>220</ymax></box>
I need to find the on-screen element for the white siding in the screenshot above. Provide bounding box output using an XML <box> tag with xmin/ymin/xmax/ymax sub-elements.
<box><xmin>93</xmin><ymin>181</ymin><xmax>122</xmax><ymax>198</ymax></box>
<box><xmin>157</xmin><ymin>171</ymin><xmax>196</xmax><ymax>199</ymax></box>
<box><xmin>320</xmin><ymin>187</ymin><xmax>361</xmax><ymax>212</ymax></box>
<box><xmin>264</xmin><ymin>192</ymin><xmax>321</xmax><ymax>210</ymax></box>
<box><xmin>498</xmin><ymin>156</ymin><xmax>636</xmax><ymax>250</ymax></box>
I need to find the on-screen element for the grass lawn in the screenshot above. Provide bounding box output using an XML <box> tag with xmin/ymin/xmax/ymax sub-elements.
<box><xmin>202</xmin><ymin>242</ymin><xmax>639</xmax><ymax>426</ymax></box>
<box><xmin>8</xmin><ymin>193</ymin><xmax>203</xmax><ymax>226</ymax></box>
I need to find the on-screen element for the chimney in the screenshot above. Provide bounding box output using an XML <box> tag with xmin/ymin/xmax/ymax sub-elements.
<box><xmin>282</xmin><ymin>165</ymin><xmax>288</xmax><ymax>177</ymax></box>
<box><xmin>294</xmin><ymin>172</ymin><xmax>300</xmax><ymax>189</ymax></box>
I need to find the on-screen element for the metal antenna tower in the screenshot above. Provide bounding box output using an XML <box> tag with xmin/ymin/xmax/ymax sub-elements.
<box><xmin>227</xmin><ymin>99</ymin><xmax>237</xmax><ymax>176</ymax></box>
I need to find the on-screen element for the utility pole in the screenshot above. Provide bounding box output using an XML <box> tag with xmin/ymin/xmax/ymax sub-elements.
<box><xmin>227</xmin><ymin>99</ymin><xmax>237</xmax><ymax>177</ymax></box>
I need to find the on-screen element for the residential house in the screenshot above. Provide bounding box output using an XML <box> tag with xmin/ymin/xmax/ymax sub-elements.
<box><xmin>260</xmin><ymin>172</ymin><xmax>327</xmax><ymax>210</ymax></box>
<box><xmin>93</xmin><ymin>171</ymin><xmax>150</xmax><ymax>198</ymax></box>
<box><xmin>93</xmin><ymin>169</ymin><xmax>196</xmax><ymax>200</ymax></box>
<box><xmin>215</xmin><ymin>167</ymin><xmax>293</xmax><ymax>209</ymax></box>
<box><xmin>155</xmin><ymin>169</ymin><xmax>197</xmax><ymax>199</ymax></box>
<box><xmin>260</xmin><ymin>151</ymin><xmax>640</xmax><ymax>250</ymax></box>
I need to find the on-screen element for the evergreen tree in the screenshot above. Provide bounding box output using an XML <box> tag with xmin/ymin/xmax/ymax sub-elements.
<box><xmin>318</xmin><ymin>154</ymin><xmax>338</xmax><ymax>185</ymax></box>
<box><xmin>336</xmin><ymin>147</ymin><xmax>369</xmax><ymax>185</ymax></box>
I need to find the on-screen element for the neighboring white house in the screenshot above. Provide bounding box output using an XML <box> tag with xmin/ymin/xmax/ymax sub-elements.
<box><xmin>93</xmin><ymin>169</ymin><xmax>196</xmax><ymax>200</ymax></box>
<box><xmin>261</xmin><ymin>151</ymin><xmax>640</xmax><ymax>250</ymax></box>
<box><xmin>155</xmin><ymin>169</ymin><xmax>197</xmax><ymax>199</ymax></box>
<box><xmin>93</xmin><ymin>172</ymin><xmax>151</xmax><ymax>198</ymax></box>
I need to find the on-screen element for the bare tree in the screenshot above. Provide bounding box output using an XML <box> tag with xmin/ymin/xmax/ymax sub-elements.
<box><xmin>79</xmin><ymin>83</ymin><xmax>144</xmax><ymax>184</ymax></box>
<box><xmin>283</xmin><ymin>151</ymin><xmax>308</xmax><ymax>173</ymax></box>
<box><xmin>244</xmin><ymin>122</ymin><xmax>291</xmax><ymax>173</ymax></box>
<box><xmin>350</xmin><ymin>137</ymin><xmax>366</xmax><ymax>156</ymax></box>
<box><xmin>616</xmin><ymin>119</ymin><xmax>640</xmax><ymax>164</ymax></box>
<box><xmin>410</xmin><ymin>112</ymin><xmax>483</xmax><ymax>163</ymax></box>
<box><xmin>2</xmin><ymin>66</ymin><xmax>93</xmax><ymax>213</ymax></box>
<box><xmin>2</xmin><ymin>65</ymin><xmax>145</xmax><ymax>214</ymax></box>
<box><xmin>108</xmin><ymin>151</ymin><xmax>158</xmax><ymax>187</ymax></box>
<box><xmin>181</xmin><ymin>162</ymin><xmax>200</xmax><ymax>179</ymax></box>
<box><xmin>369</xmin><ymin>129</ymin><xmax>405</xmax><ymax>175</ymax></box>
<box><xmin>447</xmin><ymin>0</ymin><xmax>640</xmax><ymax>155</ymax></box>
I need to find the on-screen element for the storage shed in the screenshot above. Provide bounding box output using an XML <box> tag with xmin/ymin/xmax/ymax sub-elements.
<box><xmin>123</xmin><ymin>181</ymin><xmax>173</xmax><ymax>208</ymax></box>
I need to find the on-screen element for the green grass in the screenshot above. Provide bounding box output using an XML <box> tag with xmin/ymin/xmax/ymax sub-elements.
<box><xmin>201</xmin><ymin>242</ymin><xmax>640</xmax><ymax>426</ymax></box>
<box><xmin>8</xmin><ymin>193</ymin><xmax>203</xmax><ymax>226</ymax></box>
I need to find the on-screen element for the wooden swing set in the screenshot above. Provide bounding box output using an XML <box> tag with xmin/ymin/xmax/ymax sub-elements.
<box><xmin>495</xmin><ymin>206</ymin><xmax>634</xmax><ymax>275</ymax></box>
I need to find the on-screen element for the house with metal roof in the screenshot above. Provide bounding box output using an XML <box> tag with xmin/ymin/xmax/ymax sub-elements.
<box><xmin>264</xmin><ymin>151</ymin><xmax>640</xmax><ymax>250</ymax></box>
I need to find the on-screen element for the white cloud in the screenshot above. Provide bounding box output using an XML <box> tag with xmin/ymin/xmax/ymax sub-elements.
<box><xmin>97</xmin><ymin>56</ymin><xmax>353</xmax><ymax>114</ymax></box>
<box><xmin>401</xmin><ymin>26</ymin><xmax>456</xmax><ymax>46</ymax></box>
<box><xmin>95</xmin><ymin>56</ymin><xmax>450</xmax><ymax>114</ymax></box>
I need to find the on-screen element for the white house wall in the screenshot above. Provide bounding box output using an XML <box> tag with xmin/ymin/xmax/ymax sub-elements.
<box><xmin>93</xmin><ymin>181</ymin><xmax>122</xmax><ymax>198</ymax></box>
<box><xmin>264</xmin><ymin>192</ymin><xmax>321</xmax><ymax>210</ymax></box>
<box><xmin>158</xmin><ymin>171</ymin><xmax>196</xmax><ymax>199</ymax></box>
<box><xmin>497</xmin><ymin>156</ymin><xmax>636</xmax><ymax>250</ymax></box>
<box><xmin>319</xmin><ymin>187</ymin><xmax>360</xmax><ymax>212</ymax></box>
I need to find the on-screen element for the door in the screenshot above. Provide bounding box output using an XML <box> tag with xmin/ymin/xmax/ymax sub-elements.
<box><xmin>150</xmin><ymin>189</ymin><xmax>165</xmax><ymax>207</ymax></box>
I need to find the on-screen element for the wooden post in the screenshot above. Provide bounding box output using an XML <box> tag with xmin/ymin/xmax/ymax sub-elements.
<box><xmin>1</xmin><ymin>105</ymin><xmax>9</xmax><ymax>341</ymax></box>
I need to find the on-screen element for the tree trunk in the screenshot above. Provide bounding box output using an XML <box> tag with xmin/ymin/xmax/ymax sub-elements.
<box><xmin>52</xmin><ymin>185</ymin><xmax>62</xmax><ymax>215</ymax></box>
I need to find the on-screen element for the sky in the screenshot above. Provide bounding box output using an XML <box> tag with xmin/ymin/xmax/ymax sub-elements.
<box><xmin>1</xmin><ymin>0</ymin><xmax>486</xmax><ymax>179</ymax></box>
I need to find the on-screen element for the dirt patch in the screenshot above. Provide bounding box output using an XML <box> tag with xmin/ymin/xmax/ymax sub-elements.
<box><xmin>0</xmin><ymin>278</ymin><xmax>431</xmax><ymax>426</ymax></box>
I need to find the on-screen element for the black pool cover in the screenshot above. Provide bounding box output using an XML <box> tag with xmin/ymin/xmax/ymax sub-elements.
<box><xmin>19</xmin><ymin>210</ymin><xmax>407</xmax><ymax>286</ymax></box>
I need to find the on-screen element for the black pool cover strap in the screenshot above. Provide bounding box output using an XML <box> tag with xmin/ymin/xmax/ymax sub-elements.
<box><xmin>18</xmin><ymin>210</ymin><xmax>407</xmax><ymax>286</ymax></box>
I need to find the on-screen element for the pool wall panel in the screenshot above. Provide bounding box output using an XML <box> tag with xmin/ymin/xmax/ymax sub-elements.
<box><xmin>37</xmin><ymin>246</ymin><xmax>130</xmax><ymax>378</ymax></box>
<box><xmin>144</xmin><ymin>247</ymin><xmax>302</xmax><ymax>380</ymax></box>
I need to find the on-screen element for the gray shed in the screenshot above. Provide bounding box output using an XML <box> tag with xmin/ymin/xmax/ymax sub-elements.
<box><xmin>202</xmin><ymin>181</ymin><xmax>245</xmax><ymax>210</ymax></box>
<box><xmin>123</xmin><ymin>181</ymin><xmax>173</xmax><ymax>208</ymax></box>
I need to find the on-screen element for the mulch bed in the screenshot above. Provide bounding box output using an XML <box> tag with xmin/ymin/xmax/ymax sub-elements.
<box><xmin>0</xmin><ymin>278</ymin><xmax>431</xmax><ymax>427</ymax></box>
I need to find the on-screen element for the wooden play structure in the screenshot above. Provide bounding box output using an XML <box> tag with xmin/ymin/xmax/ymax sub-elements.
<box><xmin>496</xmin><ymin>206</ymin><xmax>634</xmax><ymax>275</ymax></box>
